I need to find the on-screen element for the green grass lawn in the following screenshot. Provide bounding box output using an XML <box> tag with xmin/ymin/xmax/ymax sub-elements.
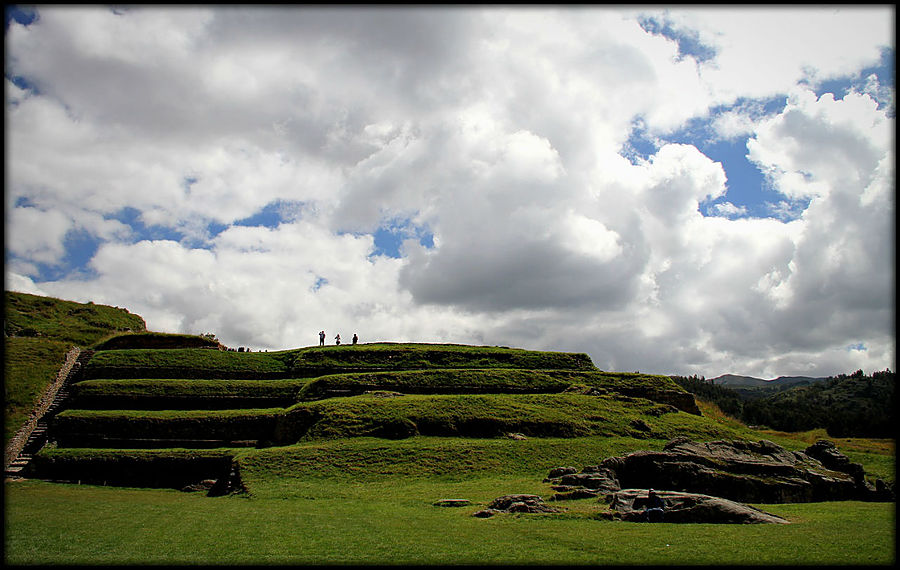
<box><xmin>5</xmin><ymin>474</ymin><xmax>894</xmax><ymax>566</ymax></box>
<box><xmin>4</xmin><ymin>292</ymin><xmax>894</xmax><ymax>567</ymax></box>
<box><xmin>6</xmin><ymin>435</ymin><xmax>895</xmax><ymax>565</ymax></box>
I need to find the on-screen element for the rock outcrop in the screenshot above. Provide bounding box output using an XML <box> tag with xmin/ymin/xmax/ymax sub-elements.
<box><xmin>546</xmin><ymin>438</ymin><xmax>894</xmax><ymax>504</ymax></box>
<box><xmin>474</xmin><ymin>439</ymin><xmax>891</xmax><ymax>524</ymax></box>
<box><xmin>600</xmin><ymin>489</ymin><xmax>790</xmax><ymax>524</ymax></box>
<box><xmin>473</xmin><ymin>494</ymin><xmax>559</xmax><ymax>517</ymax></box>
<box><xmin>544</xmin><ymin>464</ymin><xmax>620</xmax><ymax>495</ymax></box>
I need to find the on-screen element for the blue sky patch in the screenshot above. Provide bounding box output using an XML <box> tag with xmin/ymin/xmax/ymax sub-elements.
<box><xmin>6</xmin><ymin>74</ymin><xmax>39</xmax><ymax>97</ymax></box>
<box><xmin>58</xmin><ymin>229</ymin><xmax>102</xmax><ymax>280</ymax></box>
<box><xmin>206</xmin><ymin>220</ymin><xmax>229</xmax><ymax>240</ymax></box>
<box><xmin>234</xmin><ymin>202</ymin><xmax>285</xmax><ymax>229</ymax></box>
<box><xmin>656</xmin><ymin>95</ymin><xmax>800</xmax><ymax>221</ymax></box>
<box><xmin>233</xmin><ymin>199</ymin><xmax>308</xmax><ymax>229</ymax></box>
<box><xmin>696</xmin><ymin>137</ymin><xmax>774</xmax><ymax>219</ymax></box>
<box><xmin>371</xmin><ymin>218</ymin><xmax>434</xmax><ymax>259</ymax></box>
<box><xmin>106</xmin><ymin>207</ymin><xmax>184</xmax><ymax>243</ymax></box>
<box><xmin>808</xmin><ymin>46</ymin><xmax>894</xmax><ymax>114</ymax></box>
<box><xmin>5</xmin><ymin>5</ymin><xmax>37</xmax><ymax>30</ymax></box>
<box><xmin>622</xmin><ymin>117</ymin><xmax>658</xmax><ymax>165</ymax></box>
<box><xmin>10</xmin><ymin>228</ymin><xmax>103</xmax><ymax>282</ymax></box>
<box><xmin>638</xmin><ymin>13</ymin><xmax>717</xmax><ymax>62</ymax></box>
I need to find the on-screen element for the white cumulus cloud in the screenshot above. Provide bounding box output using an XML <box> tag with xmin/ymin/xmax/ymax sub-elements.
<box><xmin>5</xmin><ymin>6</ymin><xmax>894</xmax><ymax>379</ymax></box>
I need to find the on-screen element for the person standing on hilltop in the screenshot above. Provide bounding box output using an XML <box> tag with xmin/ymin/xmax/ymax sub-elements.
<box><xmin>335</xmin><ymin>333</ymin><xmax>341</xmax><ymax>345</ymax></box>
<box><xmin>352</xmin><ymin>333</ymin><xmax>358</xmax><ymax>345</ymax></box>
<box><xmin>319</xmin><ymin>330</ymin><xmax>325</xmax><ymax>346</ymax></box>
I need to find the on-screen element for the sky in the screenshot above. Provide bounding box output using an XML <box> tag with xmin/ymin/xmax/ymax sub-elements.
<box><xmin>4</xmin><ymin>5</ymin><xmax>895</xmax><ymax>379</ymax></box>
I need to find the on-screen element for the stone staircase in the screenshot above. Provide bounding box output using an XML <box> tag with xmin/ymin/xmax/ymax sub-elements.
<box><xmin>5</xmin><ymin>349</ymin><xmax>92</xmax><ymax>477</ymax></box>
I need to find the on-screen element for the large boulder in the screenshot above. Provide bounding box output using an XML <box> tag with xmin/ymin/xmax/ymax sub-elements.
<box><xmin>603</xmin><ymin>489</ymin><xmax>790</xmax><ymax>524</ymax></box>
<box><xmin>552</xmin><ymin>468</ymin><xmax>620</xmax><ymax>493</ymax></box>
<box><xmin>804</xmin><ymin>439</ymin><xmax>866</xmax><ymax>481</ymax></box>
<box><xmin>546</xmin><ymin>438</ymin><xmax>893</xmax><ymax>504</ymax></box>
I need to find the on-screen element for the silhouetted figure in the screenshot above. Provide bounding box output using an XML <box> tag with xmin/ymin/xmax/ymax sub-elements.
<box><xmin>352</xmin><ymin>334</ymin><xmax>358</xmax><ymax>345</ymax></box>
<box><xmin>335</xmin><ymin>334</ymin><xmax>341</xmax><ymax>345</ymax></box>
<box><xmin>645</xmin><ymin>489</ymin><xmax>665</xmax><ymax>522</ymax></box>
<box><xmin>319</xmin><ymin>331</ymin><xmax>325</xmax><ymax>346</ymax></box>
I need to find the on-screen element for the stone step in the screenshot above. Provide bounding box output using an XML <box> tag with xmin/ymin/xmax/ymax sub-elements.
<box><xmin>9</xmin><ymin>458</ymin><xmax>31</xmax><ymax>466</ymax></box>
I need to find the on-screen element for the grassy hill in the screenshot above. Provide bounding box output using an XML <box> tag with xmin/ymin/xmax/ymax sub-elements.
<box><xmin>2</xmin><ymin>291</ymin><xmax>731</xmax><ymax>487</ymax></box>
<box><xmin>5</xmin><ymin>291</ymin><xmax>146</xmax><ymax>345</ymax></box>
<box><xmin>39</xmin><ymin>341</ymin><xmax>708</xmax><ymax>454</ymax></box>
<box><xmin>4</xmin><ymin>292</ymin><xmax>895</xmax><ymax>565</ymax></box>
<box><xmin>710</xmin><ymin>373</ymin><xmax>826</xmax><ymax>390</ymax></box>
<box><xmin>6</xmin><ymin>290</ymin><xmax>890</xmax><ymax>490</ymax></box>
<box><xmin>4</xmin><ymin>291</ymin><xmax>147</xmax><ymax>447</ymax></box>
<box><xmin>741</xmin><ymin>371</ymin><xmax>895</xmax><ymax>437</ymax></box>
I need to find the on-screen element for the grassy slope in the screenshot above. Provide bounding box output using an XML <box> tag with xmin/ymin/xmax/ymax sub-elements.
<box><xmin>4</xmin><ymin>338</ymin><xmax>72</xmax><ymax>446</ymax></box>
<box><xmin>6</xmin><ymin>475</ymin><xmax>893</xmax><ymax>566</ymax></box>
<box><xmin>7</xmin><ymin>428</ymin><xmax>895</xmax><ymax>566</ymax></box>
<box><xmin>15</xmin><ymin>403</ymin><xmax>894</xmax><ymax>564</ymax></box>
<box><xmin>4</xmin><ymin>291</ymin><xmax>147</xmax><ymax>446</ymax></box>
<box><xmin>4</xmin><ymin>291</ymin><xmax>146</xmax><ymax>345</ymax></box>
<box><xmin>5</xmin><ymin>293</ymin><xmax>895</xmax><ymax>565</ymax></box>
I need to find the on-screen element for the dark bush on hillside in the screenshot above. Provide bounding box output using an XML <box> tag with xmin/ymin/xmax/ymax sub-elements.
<box><xmin>672</xmin><ymin>370</ymin><xmax>895</xmax><ymax>437</ymax></box>
<box><xmin>741</xmin><ymin>371</ymin><xmax>895</xmax><ymax>438</ymax></box>
<box><xmin>670</xmin><ymin>375</ymin><xmax>743</xmax><ymax>417</ymax></box>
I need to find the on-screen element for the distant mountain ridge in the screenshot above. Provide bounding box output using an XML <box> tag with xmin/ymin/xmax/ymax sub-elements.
<box><xmin>709</xmin><ymin>374</ymin><xmax>827</xmax><ymax>388</ymax></box>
